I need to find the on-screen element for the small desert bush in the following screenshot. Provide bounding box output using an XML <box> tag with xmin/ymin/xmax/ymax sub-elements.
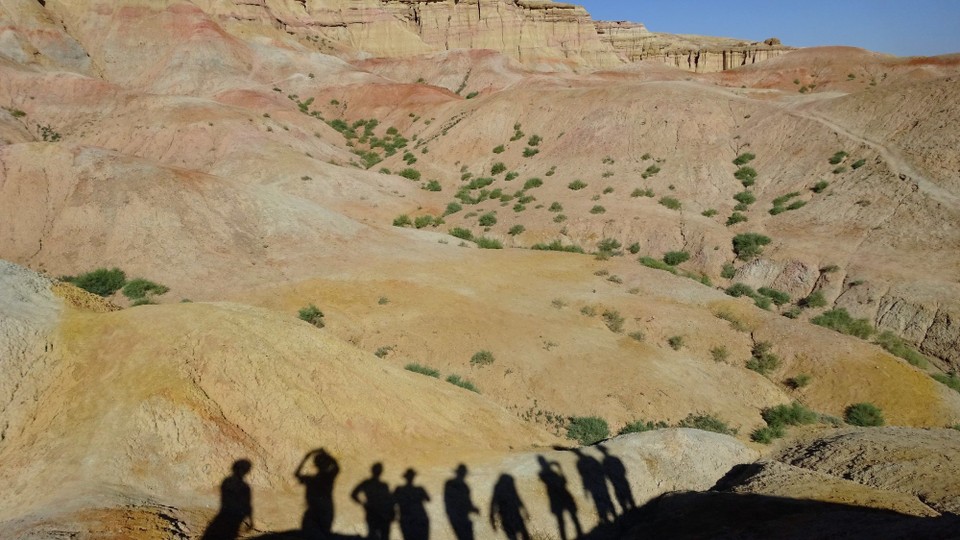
<box><xmin>568</xmin><ymin>179</ymin><xmax>588</xmax><ymax>190</ymax></box>
<box><xmin>874</xmin><ymin>331</ymin><xmax>930</xmax><ymax>368</ymax></box>
<box><xmin>710</xmin><ymin>346</ymin><xmax>729</xmax><ymax>363</ymax></box>
<box><xmin>639</xmin><ymin>257</ymin><xmax>677</xmax><ymax>274</ymax></box>
<box><xmin>122</xmin><ymin>278</ymin><xmax>168</xmax><ymax>300</ymax></box>
<box><xmin>470</xmin><ymin>350</ymin><xmax>495</xmax><ymax>366</ymax></box>
<box><xmin>298</xmin><ymin>304</ymin><xmax>325</xmax><ymax>328</ymax></box>
<box><xmin>786</xmin><ymin>374</ymin><xmax>812</xmax><ymax>389</ymax></box>
<box><xmin>733</xmin><ymin>191</ymin><xmax>756</xmax><ymax>205</ymax></box>
<box><xmin>659</xmin><ymin>197</ymin><xmax>681</xmax><ymax>210</ymax></box>
<box><xmin>757</xmin><ymin>287</ymin><xmax>790</xmax><ymax>306</ymax></box>
<box><xmin>677</xmin><ymin>413</ymin><xmax>736</xmax><ymax>435</ymax></box>
<box><xmin>663</xmin><ymin>251</ymin><xmax>690</xmax><ymax>266</ymax></box>
<box><xmin>474</xmin><ymin>236</ymin><xmax>503</xmax><ymax>249</ymax></box>
<box><xmin>932</xmin><ymin>373</ymin><xmax>960</xmax><ymax>393</ymax></box>
<box><xmin>602</xmin><ymin>310</ymin><xmax>625</xmax><ymax>333</ymax></box>
<box><xmin>726</xmin><ymin>212</ymin><xmax>748</xmax><ymax>226</ymax></box>
<box><xmin>405</xmin><ymin>363</ymin><xmax>440</xmax><ymax>378</ymax></box>
<box><xmin>549</xmin><ymin>202</ymin><xmax>563</xmax><ymax>212</ymax></box>
<box><xmin>444</xmin><ymin>202</ymin><xmax>463</xmax><ymax>216</ymax></box>
<box><xmin>667</xmin><ymin>335</ymin><xmax>685</xmax><ymax>350</ymax></box>
<box><xmin>811</xmin><ymin>308</ymin><xmax>874</xmax><ymax>339</ymax></box>
<box><xmin>811</xmin><ymin>181</ymin><xmax>830</xmax><ymax>193</ymax></box>
<box><xmin>702</xmin><ymin>209</ymin><xmax>718</xmax><ymax>217</ymax></box>
<box><xmin>628</xmin><ymin>331</ymin><xmax>645</xmax><ymax>342</ymax></box>
<box><xmin>762</xmin><ymin>402</ymin><xmax>818</xmax><ymax>428</ymax></box>
<box><xmin>491</xmin><ymin>162</ymin><xmax>507</xmax><ymax>175</ymax></box>
<box><xmin>63</xmin><ymin>268</ymin><xmax>127</xmax><ymax>297</ymax></box>
<box><xmin>589</xmin><ymin>205</ymin><xmax>606</xmax><ymax>214</ymax></box>
<box><xmin>478</xmin><ymin>212</ymin><xmax>498</xmax><ymax>226</ymax></box>
<box><xmin>800</xmin><ymin>290</ymin><xmax>828</xmax><ymax>308</ymax></box>
<box><xmin>746</xmin><ymin>341</ymin><xmax>780</xmax><ymax>375</ymax></box>
<box><xmin>446</xmin><ymin>375</ymin><xmax>479</xmax><ymax>393</ymax></box>
<box><xmin>844</xmin><ymin>403</ymin><xmax>884</xmax><ymax>426</ymax></box>
<box><xmin>829</xmin><ymin>151</ymin><xmax>848</xmax><ymax>165</ymax></box>
<box><xmin>492</xmin><ymin>145</ymin><xmax>505</xmax><ymax>154</ymax></box>
<box><xmin>393</xmin><ymin>214</ymin><xmax>412</xmax><ymax>227</ymax></box>
<box><xmin>524</xmin><ymin>178</ymin><xmax>543</xmax><ymax>190</ymax></box>
<box><xmin>398</xmin><ymin>168</ymin><xmax>421</xmax><ymax>181</ymax></box>
<box><xmin>566</xmin><ymin>416</ymin><xmax>610</xmax><ymax>445</ymax></box>
<box><xmin>732</xmin><ymin>152</ymin><xmax>756</xmax><ymax>166</ymax></box>
<box><xmin>508</xmin><ymin>225</ymin><xmax>525</xmax><ymax>236</ymax></box>
<box><xmin>618</xmin><ymin>419</ymin><xmax>668</xmax><ymax>435</ymax></box>
<box><xmin>532</xmin><ymin>240</ymin><xmax>584</xmax><ymax>253</ymax></box>
<box><xmin>732</xmin><ymin>233</ymin><xmax>771</xmax><ymax>260</ymax></box>
<box><xmin>449</xmin><ymin>227</ymin><xmax>473</xmax><ymax>241</ymax></box>
<box><xmin>734</xmin><ymin>167</ymin><xmax>757</xmax><ymax>186</ymax></box>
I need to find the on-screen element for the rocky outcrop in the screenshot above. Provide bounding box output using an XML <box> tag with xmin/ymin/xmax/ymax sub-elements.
<box><xmin>595</xmin><ymin>22</ymin><xmax>791</xmax><ymax>72</ymax></box>
<box><xmin>185</xmin><ymin>0</ymin><xmax>623</xmax><ymax>69</ymax></box>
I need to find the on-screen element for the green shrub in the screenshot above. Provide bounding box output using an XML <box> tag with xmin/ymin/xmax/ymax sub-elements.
<box><xmin>732</xmin><ymin>233</ymin><xmax>771</xmax><ymax>260</ymax></box>
<box><xmin>532</xmin><ymin>240</ymin><xmax>584</xmax><ymax>253</ymax></box>
<box><xmin>667</xmin><ymin>335</ymin><xmax>685</xmax><ymax>350</ymax></box>
<box><xmin>528</xmin><ymin>135</ymin><xmax>542</xmax><ymax>147</ymax></box>
<box><xmin>618</xmin><ymin>419</ymin><xmax>668</xmax><ymax>435</ymax></box>
<box><xmin>474</xmin><ymin>236</ymin><xmax>503</xmax><ymax>249</ymax></box>
<box><xmin>829</xmin><ymin>151</ymin><xmax>848</xmax><ymax>165</ymax></box>
<box><xmin>725</xmin><ymin>283</ymin><xmax>756</xmax><ymax>298</ymax></box>
<box><xmin>844</xmin><ymin>403</ymin><xmax>884</xmax><ymax>426</ymax></box>
<box><xmin>589</xmin><ymin>205</ymin><xmax>606</xmax><ymax>214</ymax></box>
<box><xmin>548</xmin><ymin>202</ymin><xmax>563</xmax><ymax>212</ymax></box>
<box><xmin>424</xmin><ymin>180</ymin><xmax>442</xmax><ymax>192</ymax></box>
<box><xmin>932</xmin><ymin>373</ymin><xmax>960</xmax><ymax>393</ymax></box>
<box><xmin>720</xmin><ymin>264</ymin><xmax>737</xmax><ymax>279</ymax></box>
<box><xmin>466</xmin><ymin>176</ymin><xmax>495</xmax><ymax>190</ymax></box>
<box><xmin>710</xmin><ymin>346</ymin><xmax>729</xmax><ymax>363</ymax></box>
<box><xmin>677</xmin><ymin>413</ymin><xmax>736</xmax><ymax>435</ymax></box>
<box><xmin>812</xmin><ymin>308</ymin><xmax>874</xmax><ymax>339</ymax></box>
<box><xmin>64</xmin><ymin>268</ymin><xmax>127</xmax><ymax>297</ymax></box>
<box><xmin>580</xmin><ymin>305</ymin><xmax>597</xmax><ymax>317</ymax></box>
<box><xmin>663</xmin><ymin>251</ymin><xmax>690</xmax><ymax>266</ymax></box>
<box><xmin>732</xmin><ymin>153</ymin><xmax>756</xmax><ymax>166</ymax></box>
<box><xmin>659</xmin><ymin>197</ymin><xmax>681</xmax><ymax>210</ymax></box>
<box><xmin>444</xmin><ymin>202</ymin><xmax>463</xmax><ymax>216</ymax></box>
<box><xmin>298</xmin><ymin>304</ymin><xmax>325</xmax><ymax>328</ymax></box>
<box><xmin>800</xmin><ymin>291</ymin><xmax>828</xmax><ymax>308</ymax></box>
<box><xmin>702</xmin><ymin>209</ymin><xmax>718</xmax><ymax>217</ymax></box>
<box><xmin>851</xmin><ymin>159</ymin><xmax>866</xmax><ymax>170</ymax></box>
<box><xmin>602</xmin><ymin>310</ymin><xmax>625</xmax><ymax>333</ymax></box>
<box><xmin>122</xmin><ymin>279</ymin><xmax>169</xmax><ymax>300</ymax></box>
<box><xmin>641</xmin><ymin>165</ymin><xmax>661</xmax><ymax>179</ymax></box>
<box><xmin>628</xmin><ymin>331</ymin><xmax>645</xmax><ymax>342</ymax></box>
<box><xmin>628</xmin><ymin>243</ymin><xmax>641</xmax><ymax>255</ymax></box>
<box><xmin>786</xmin><ymin>374</ymin><xmax>812</xmax><ymax>389</ymax></box>
<box><xmin>405</xmin><ymin>363</ymin><xmax>440</xmax><ymax>378</ymax></box>
<box><xmin>446</xmin><ymin>375</ymin><xmax>479</xmax><ymax>393</ymax></box>
<box><xmin>505</xmin><ymin>172</ymin><xmax>519</xmax><ymax>182</ymax></box>
<box><xmin>398</xmin><ymin>168</ymin><xmax>421</xmax><ymax>181</ymax></box>
<box><xmin>374</xmin><ymin>345</ymin><xmax>393</xmax><ymax>358</ymax></box>
<box><xmin>734</xmin><ymin>167</ymin><xmax>758</xmax><ymax>186</ymax></box>
<box><xmin>758</xmin><ymin>287</ymin><xmax>790</xmax><ymax>306</ymax></box>
<box><xmin>393</xmin><ymin>215</ymin><xmax>413</xmax><ymax>227</ymax></box>
<box><xmin>493</xmin><ymin>145</ymin><xmax>505</xmax><ymax>154</ymax></box>
<box><xmin>874</xmin><ymin>331</ymin><xmax>930</xmax><ymax>368</ymax></box>
<box><xmin>414</xmin><ymin>215</ymin><xmax>436</xmax><ymax>229</ymax></box>
<box><xmin>746</xmin><ymin>341</ymin><xmax>780</xmax><ymax>375</ymax></box>
<box><xmin>639</xmin><ymin>257</ymin><xmax>677</xmax><ymax>274</ymax></box>
<box><xmin>725</xmin><ymin>213</ymin><xmax>748</xmax><ymax>227</ymax></box>
<box><xmin>491</xmin><ymin>162</ymin><xmax>507</xmax><ymax>175</ymax></box>
<box><xmin>832</xmin><ymin>166</ymin><xmax>847</xmax><ymax>174</ymax></box>
<box><xmin>478</xmin><ymin>212</ymin><xmax>497</xmax><ymax>226</ymax></box>
<box><xmin>523</xmin><ymin>147</ymin><xmax>539</xmax><ymax>158</ymax></box>
<box><xmin>568</xmin><ymin>180</ymin><xmax>588</xmax><ymax>190</ymax></box>
<box><xmin>566</xmin><ymin>416</ymin><xmax>610</xmax><ymax>445</ymax></box>
<box><xmin>811</xmin><ymin>181</ymin><xmax>830</xmax><ymax>193</ymax></box>
<box><xmin>508</xmin><ymin>225</ymin><xmax>525</xmax><ymax>236</ymax></box>
<box><xmin>597</xmin><ymin>238</ymin><xmax>622</xmax><ymax>254</ymax></box>
<box><xmin>733</xmin><ymin>191</ymin><xmax>756</xmax><ymax>205</ymax></box>
<box><xmin>470</xmin><ymin>350</ymin><xmax>495</xmax><ymax>366</ymax></box>
<box><xmin>762</xmin><ymin>402</ymin><xmax>818</xmax><ymax>427</ymax></box>
<box><xmin>750</xmin><ymin>425</ymin><xmax>786</xmax><ymax>444</ymax></box>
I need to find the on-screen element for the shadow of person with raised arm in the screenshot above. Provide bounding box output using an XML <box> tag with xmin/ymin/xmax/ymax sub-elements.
<box><xmin>444</xmin><ymin>464</ymin><xmax>480</xmax><ymax>540</ymax></box>
<box><xmin>351</xmin><ymin>462</ymin><xmax>395</xmax><ymax>540</ymax></box>
<box><xmin>597</xmin><ymin>445</ymin><xmax>635</xmax><ymax>514</ymax></box>
<box><xmin>536</xmin><ymin>456</ymin><xmax>582</xmax><ymax>540</ymax></box>
<box><xmin>295</xmin><ymin>448</ymin><xmax>341</xmax><ymax>539</ymax></box>
<box><xmin>572</xmin><ymin>448</ymin><xmax>616</xmax><ymax>523</ymax></box>
<box><xmin>394</xmin><ymin>468</ymin><xmax>431</xmax><ymax>540</ymax></box>
<box><xmin>202</xmin><ymin>459</ymin><xmax>254</xmax><ymax>540</ymax></box>
<box><xmin>489</xmin><ymin>474</ymin><xmax>530</xmax><ymax>540</ymax></box>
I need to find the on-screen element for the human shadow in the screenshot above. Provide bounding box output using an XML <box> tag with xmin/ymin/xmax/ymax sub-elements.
<box><xmin>597</xmin><ymin>445</ymin><xmax>635</xmax><ymax>513</ymax></box>
<box><xmin>536</xmin><ymin>456</ymin><xmax>582</xmax><ymax>540</ymax></box>
<box><xmin>202</xmin><ymin>459</ymin><xmax>254</xmax><ymax>540</ymax></box>
<box><xmin>444</xmin><ymin>464</ymin><xmax>480</xmax><ymax>540</ymax></box>
<box><xmin>394</xmin><ymin>468</ymin><xmax>431</xmax><ymax>540</ymax></box>
<box><xmin>489</xmin><ymin>474</ymin><xmax>531</xmax><ymax>540</ymax></box>
<box><xmin>572</xmin><ymin>448</ymin><xmax>616</xmax><ymax>524</ymax></box>
<box><xmin>295</xmin><ymin>448</ymin><xmax>341</xmax><ymax>539</ymax></box>
<box><xmin>351</xmin><ymin>462</ymin><xmax>395</xmax><ymax>540</ymax></box>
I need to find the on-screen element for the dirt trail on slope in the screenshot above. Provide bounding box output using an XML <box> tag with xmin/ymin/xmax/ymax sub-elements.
<box><xmin>787</xmin><ymin>101</ymin><xmax>960</xmax><ymax>207</ymax></box>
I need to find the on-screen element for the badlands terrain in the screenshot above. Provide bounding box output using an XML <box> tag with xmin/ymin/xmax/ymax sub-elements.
<box><xmin>1</xmin><ymin>0</ymin><xmax>959</xmax><ymax>538</ymax></box>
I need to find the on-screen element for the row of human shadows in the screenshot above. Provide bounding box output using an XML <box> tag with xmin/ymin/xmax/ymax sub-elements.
<box><xmin>202</xmin><ymin>445</ymin><xmax>635</xmax><ymax>540</ymax></box>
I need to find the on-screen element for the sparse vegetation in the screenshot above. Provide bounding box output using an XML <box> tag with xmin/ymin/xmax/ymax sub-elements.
<box><xmin>732</xmin><ymin>233</ymin><xmax>771</xmax><ymax>260</ymax></box>
<box><xmin>874</xmin><ymin>331</ymin><xmax>930</xmax><ymax>368</ymax></box>
<box><xmin>470</xmin><ymin>350</ymin><xmax>495</xmax><ymax>366</ymax></box>
<box><xmin>589</xmin><ymin>205</ymin><xmax>606</xmax><ymax>214</ymax></box>
<box><xmin>523</xmin><ymin>178</ymin><xmax>543</xmax><ymax>190</ymax></box>
<box><xmin>786</xmin><ymin>374</ymin><xmax>812</xmax><ymax>389</ymax></box>
<box><xmin>639</xmin><ymin>257</ymin><xmax>677</xmax><ymax>274</ymax></box>
<box><xmin>829</xmin><ymin>151</ymin><xmax>849</xmax><ymax>165</ymax></box>
<box><xmin>508</xmin><ymin>225</ymin><xmax>525</xmax><ymax>236</ymax></box>
<box><xmin>618</xmin><ymin>419</ymin><xmax>668</xmax><ymax>435</ymax></box>
<box><xmin>732</xmin><ymin>153</ymin><xmax>756</xmax><ymax>166</ymax></box>
<box><xmin>568</xmin><ymin>180</ymin><xmax>588</xmax><ymax>190</ymax></box>
<box><xmin>932</xmin><ymin>373</ymin><xmax>960</xmax><ymax>393</ymax></box>
<box><xmin>800</xmin><ymin>291</ymin><xmax>828</xmax><ymax>308</ymax></box>
<box><xmin>734</xmin><ymin>167</ymin><xmax>757</xmax><ymax>187</ymax></box>
<box><xmin>702</xmin><ymin>209</ymin><xmax>718</xmax><ymax>217</ymax></box>
<box><xmin>811</xmin><ymin>181</ymin><xmax>830</xmax><ymax>193</ymax></box>
<box><xmin>298</xmin><ymin>304</ymin><xmax>325</xmax><ymax>328</ymax></box>
<box><xmin>602</xmin><ymin>310</ymin><xmax>625</xmax><ymax>333</ymax></box>
<box><xmin>726</xmin><ymin>213</ymin><xmax>748</xmax><ymax>226</ymax></box>
<box><xmin>659</xmin><ymin>197</ymin><xmax>681</xmax><ymax>210</ymax></box>
<box><xmin>721</xmin><ymin>264</ymin><xmax>737</xmax><ymax>279</ymax></box>
<box><xmin>628</xmin><ymin>331</ymin><xmax>645</xmax><ymax>343</ymax></box>
<box><xmin>757</xmin><ymin>287</ymin><xmax>790</xmax><ymax>306</ymax></box>
<box><xmin>474</xmin><ymin>236</ymin><xmax>503</xmax><ymax>249</ymax></box>
<box><xmin>811</xmin><ymin>308</ymin><xmax>874</xmax><ymax>339</ymax></box>
<box><xmin>446</xmin><ymin>374</ymin><xmax>479</xmax><ymax>393</ymax></box>
<box><xmin>62</xmin><ymin>268</ymin><xmax>127</xmax><ymax>297</ymax></box>
<box><xmin>710</xmin><ymin>346</ymin><xmax>729</xmax><ymax>363</ymax></box>
<box><xmin>532</xmin><ymin>240</ymin><xmax>584</xmax><ymax>253</ymax></box>
<box><xmin>746</xmin><ymin>341</ymin><xmax>780</xmax><ymax>375</ymax></box>
<box><xmin>844</xmin><ymin>403</ymin><xmax>884</xmax><ymax>426</ymax></box>
<box><xmin>663</xmin><ymin>251</ymin><xmax>690</xmax><ymax>266</ymax></box>
<box><xmin>677</xmin><ymin>413</ymin><xmax>736</xmax><ymax>435</ymax></box>
<box><xmin>478</xmin><ymin>212</ymin><xmax>498</xmax><ymax>226</ymax></box>
<box><xmin>444</xmin><ymin>203</ymin><xmax>463</xmax><ymax>216</ymax></box>
<box><xmin>566</xmin><ymin>416</ymin><xmax>610</xmax><ymax>445</ymax></box>
<box><xmin>667</xmin><ymin>335</ymin><xmax>685</xmax><ymax>350</ymax></box>
<box><xmin>405</xmin><ymin>363</ymin><xmax>440</xmax><ymax>378</ymax></box>
<box><xmin>398</xmin><ymin>168</ymin><xmax>421</xmax><ymax>181</ymax></box>
<box><xmin>122</xmin><ymin>279</ymin><xmax>169</xmax><ymax>300</ymax></box>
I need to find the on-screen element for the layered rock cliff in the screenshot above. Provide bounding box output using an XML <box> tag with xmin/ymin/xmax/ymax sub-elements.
<box><xmin>596</xmin><ymin>21</ymin><xmax>791</xmax><ymax>72</ymax></box>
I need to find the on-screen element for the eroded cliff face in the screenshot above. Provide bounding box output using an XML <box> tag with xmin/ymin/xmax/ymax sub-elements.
<box><xmin>596</xmin><ymin>21</ymin><xmax>791</xmax><ymax>72</ymax></box>
<box><xmin>181</xmin><ymin>0</ymin><xmax>623</xmax><ymax>70</ymax></box>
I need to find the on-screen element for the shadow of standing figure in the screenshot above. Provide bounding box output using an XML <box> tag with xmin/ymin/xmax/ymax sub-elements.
<box><xmin>351</xmin><ymin>462</ymin><xmax>395</xmax><ymax>540</ymax></box>
<box><xmin>394</xmin><ymin>468</ymin><xmax>431</xmax><ymax>540</ymax></box>
<box><xmin>572</xmin><ymin>448</ymin><xmax>616</xmax><ymax>523</ymax></box>
<box><xmin>489</xmin><ymin>474</ymin><xmax>530</xmax><ymax>540</ymax></box>
<box><xmin>444</xmin><ymin>464</ymin><xmax>480</xmax><ymax>540</ymax></box>
<box><xmin>536</xmin><ymin>456</ymin><xmax>582</xmax><ymax>540</ymax></box>
<box><xmin>202</xmin><ymin>459</ymin><xmax>254</xmax><ymax>540</ymax></box>
<box><xmin>295</xmin><ymin>448</ymin><xmax>341</xmax><ymax>539</ymax></box>
<box><xmin>598</xmin><ymin>445</ymin><xmax>635</xmax><ymax>513</ymax></box>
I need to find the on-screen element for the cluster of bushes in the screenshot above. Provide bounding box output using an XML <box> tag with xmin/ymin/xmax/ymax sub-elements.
<box><xmin>732</xmin><ymin>233</ymin><xmax>771</xmax><ymax>260</ymax></box>
<box><xmin>531</xmin><ymin>240</ymin><xmax>585</xmax><ymax>254</ymax></box>
<box><xmin>811</xmin><ymin>308</ymin><xmax>874</xmax><ymax>339</ymax></box>
<box><xmin>393</xmin><ymin>214</ymin><xmax>444</xmax><ymax>229</ymax></box>
<box><xmin>746</xmin><ymin>341</ymin><xmax>781</xmax><ymax>375</ymax></box>
<box><xmin>298</xmin><ymin>304</ymin><xmax>325</xmax><ymax>328</ymax></box>
<box><xmin>405</xmin><ymin>363</ymin><xmax>480</xmax><ymax>393</ymax></box>
<box><xmin>62</xmin><ymin>268</ymin><xmax>169</xmax><ymax>306</ymax></box>
<box><xmin>724</xmin><ymin>283</ymin><xmax>785</xmax><ymax>310</ymax></box>
<box><xmin>751</xmin><ymin>402</ymin><xmax>817</xmax><ymax>443</ymax></box>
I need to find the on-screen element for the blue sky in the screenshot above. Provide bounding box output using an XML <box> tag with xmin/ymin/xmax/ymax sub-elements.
<box><xmin>576</xmin><ymin>1</ymin><xmax>960</xmax><ymax>57</ymax></box>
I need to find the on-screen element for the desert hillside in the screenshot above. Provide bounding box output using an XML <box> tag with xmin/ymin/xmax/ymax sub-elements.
<box><xmin>1</xmin><ymin>1</ymin><xmax>959</xmax><ymax>539</ymax></box>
